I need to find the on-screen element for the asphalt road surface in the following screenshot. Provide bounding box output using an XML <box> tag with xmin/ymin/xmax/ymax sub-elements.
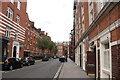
<box><xmin>2</xmin><ymin>59</ymin><xmax>61</xmax><ymax>79</ymax></box>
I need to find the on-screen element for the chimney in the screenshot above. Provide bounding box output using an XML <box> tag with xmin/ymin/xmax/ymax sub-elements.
<box><xmin>37</xmin><ymin>28</ymin><xmax>41</xmax><ymax>33</ymax></box>
<box><xmin>41</xmin><ymin>31</ymin><xmax>45</xmax><ymax>35</ymax></box>
<box><xmin>46</xmin><ymin>33</ymin><xmax>48</xmax><ymax>36</ymax></box>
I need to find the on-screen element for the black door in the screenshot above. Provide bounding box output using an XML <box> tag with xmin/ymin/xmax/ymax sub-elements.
<box><xmin>86</xmin><ymin>47</ymin><xmax>96</xmax><ymax>78</ymax></box>
<box><xmin>79</xmin><ymin>45</ymin><xmax>82</xmax><ymax>67</ymax></box>
<box><xmin>13</xmin><ymin>46</ymin><xmax>17</xmax><ymax>57</ymax></box>
<box><xmin>98</xmin><ymin>49</ymin><xmax>100</xmax><ymax>79</ymax></box>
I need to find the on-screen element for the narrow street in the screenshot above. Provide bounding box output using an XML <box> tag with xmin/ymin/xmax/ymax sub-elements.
<box><xmin>0</xmin><ymin>0</ymin><xmax>120</xmax><ymax>79</ymax></box>
<box><xmin>2</xmin><ymin>59</ymin><xmax>61</xmax><ymax>78</ymax></box>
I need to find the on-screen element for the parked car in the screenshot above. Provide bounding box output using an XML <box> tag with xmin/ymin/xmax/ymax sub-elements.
<box><xmin>42</xmin><ymin>56</ymin><xmax>49</xmax><ymax>61</ymax></box>
<box><xmin>0</xmin><ymin>58</ymin><xmax>5</xmax><ymax>71</ymax></box>
<box><xmin>2</xmin><ymin>57</ymin><xmax>23</xmax><ymax>70</ymax></box>
<box><xmin>59</xmin><ymin>56</ymin><xmax>66</xmax><ymax>62</ymax></box>
<box><xmin>21</xmin><ymin>57</ymin><xmax>35</xmax><ymax>66</ymax></box>
<box><xmin>53</xmin><ymin>56</ymin><xmax>57</xmax><ymax>59</ymax></box>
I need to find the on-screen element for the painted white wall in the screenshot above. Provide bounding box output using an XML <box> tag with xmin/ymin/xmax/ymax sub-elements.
<box><xmin>79</xmin><ymin>41</ymin><xmax>86</xmax><ymax>70</ymax></box>
<box><xmin>96</xmin><ymin>41</ymin><xmax>99</xmax><ymax>78</ymax></box>
<box><xmin>77</xmin><ymin>46</ymin><xmax>80</xmax><ymax>66</ymax></box>
<box><xmin>82</xmin><ymin>42</ymin><xmax>86</xmax><ymax>70</ymax></box>
<box><xmin>75</xmin><ymin>49</ymin><xmax>77</xmax><ymax>64</ymax></box>
<box><xmin>76</xmin><ymin>46</ymin><xmax>80</xmax><ymax>66</ymax></box>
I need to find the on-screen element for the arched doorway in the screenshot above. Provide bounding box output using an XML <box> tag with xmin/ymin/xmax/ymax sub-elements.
<box><xmin>13</xmin><ymin>46</ymin><xmax>17</xmax><ymax>57</ymax></box>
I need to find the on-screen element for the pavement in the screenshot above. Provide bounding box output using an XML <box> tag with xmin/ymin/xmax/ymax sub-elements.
<box><xmin>59</xmin><ymin>58</ymin><xmax>90</xmax><ymax>78</ymax></box>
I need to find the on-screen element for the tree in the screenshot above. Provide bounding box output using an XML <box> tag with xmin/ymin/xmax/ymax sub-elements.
<box><xmin>48</xmin><ymin>41</ymin><xmax>58</xmax><ymax>55</ymax></box>
<box><xmin>53</xmin><ymin>45</ymin><xmax>58</xmax><ymax>55</ymax></box>
<box><xmin>37</xmin><ymin>35</ymin><xmax>50</xmax><ymax>54</ymax></box>
<box><xmin>37</xmin><ymin>35</ymin><xmax>58</xmax><ymax>55</ymax></box>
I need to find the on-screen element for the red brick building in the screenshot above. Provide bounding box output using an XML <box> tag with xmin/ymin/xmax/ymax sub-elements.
<box><xmin>23</xmin><ymin>19</ymin><xmax>42</xmax><ymax>57</ymax></box>
<box><xmin>56</xmin><ymin>44</ymin><xmax>64</xmax><ymax>57</ymax></box>
<box><xmin>0</xmin><ymin>0</ymin><xmax>51</xmax><ymax>58</ymax></box>
<box><xmin>1</xmin><ymin>0</ymin><xmax>27</xmax><ymax>58</ymax></box>
<box><xmin>73</xmin><ymin>0</ymin><xmax>120</xmax><ymax>79</ymax></box>
<box><xmin>56</xmin><ymin>42</ymin><xmax>69</xmax><ymax>57</ymax></box>
<box><xmin>69</xmin><ymin>29</ymin><xmax>75</xmax><ymax>61</ymax></box>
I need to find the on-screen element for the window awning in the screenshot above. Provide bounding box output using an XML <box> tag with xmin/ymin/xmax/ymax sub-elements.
<box><xmin>20</xmin><ymin>45</ymin><xmax>24</xmax><ymax>48</ymax></box>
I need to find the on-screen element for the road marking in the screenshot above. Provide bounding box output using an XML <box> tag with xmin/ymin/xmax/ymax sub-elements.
<box><xmin>53</xmin><ymin>63</ymin><xmax>63</xmax><ymax>80</ymax></box>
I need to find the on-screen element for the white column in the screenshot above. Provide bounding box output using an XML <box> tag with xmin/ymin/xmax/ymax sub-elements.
<box><xmin>82</xmin><ymin>43</ymin><xmax>85</xmax><ymax>70</ymax></box>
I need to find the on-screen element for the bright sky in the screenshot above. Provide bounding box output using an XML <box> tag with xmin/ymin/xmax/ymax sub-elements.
<box><xmin>27</xmin><ymin>0</ymin><xmax>74</xmax><ymax>42</ymax></box>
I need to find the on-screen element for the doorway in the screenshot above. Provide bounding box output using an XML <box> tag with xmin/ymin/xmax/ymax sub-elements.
<box><xmin>79</xmin><ymin>45</ymin><xmax>82</xmax><ymax>68</ymax></box>
<box><xmin>13</xmin><ymin>46</ymin><xmax>17</xmax><ymax>57</ymax></box>
<box><xmin>86</xmin><ymin>46</ymin><xmax>96</xmax><ymax>78</ymax></box>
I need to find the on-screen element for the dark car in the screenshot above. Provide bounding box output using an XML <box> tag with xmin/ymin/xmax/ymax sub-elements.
<box><xmin>21</xmin><ymin>57</ymin><xmax>35</xmax><ymax>66</ymax></box>
<box><xmin>2</xmin><ymin>57</ymin><xmax>23</xmax><ymax>70</ymax></box>
<box><xmin>59</xmin><ymin>56</ymin><xmax>66</xmax><ymax>62</ymax></box>
<box><xmin>42</xmin><ymin>56</ymin><xmax>49</xmax><ymax>61</ymax></box>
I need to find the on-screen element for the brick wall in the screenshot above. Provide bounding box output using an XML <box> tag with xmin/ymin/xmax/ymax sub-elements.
<box><xmin>111</xmin><ymin>27</ymin><xmax>120</xmax><ymax>42</ymax></box>
<box><xmin>111</xmin><ymin>44</ymin><xmax>120</xmax><ymax>80</ymax></box>
<box><xmin>1</xmin><ymin>1</ymin><xmax>43</xmax><ymax>58</ymax></box>
<box><xmin>88</xmin><ymin>3</ymin><xmax>120</xmax><ymax>41</ymax></box>
<box><xmin>84</xmin><ymin>2</ymin><xmax>89</xmax><ymax>31</ymax></box>
<box><xmin>7</xmin><ymin>39</ymin><xmax>13</xmax><ymax>57</ymax></box>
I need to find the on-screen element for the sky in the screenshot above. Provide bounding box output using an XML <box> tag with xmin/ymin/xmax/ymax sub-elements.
<box><xmin>27</xmin><ymin>0</ymin><xmax>74</xmax><ymax>42</ymax></box>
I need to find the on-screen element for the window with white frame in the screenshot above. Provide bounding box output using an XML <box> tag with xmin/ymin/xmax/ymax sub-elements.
<box><xmin>78</xmin><ymin>13</ymin><xmax>80</xmax><ymax>24</ymax></box>
<box><xmin>6</xmin><ymin>26</ymin><xmax>11</xmax><ymax>37</ymax></box>
<box><xmin>28</xmin><ymin>24</ymin><xmax>30</xmax><ymax>28</ymax></box>
<box><xmin>15</xmin><ymin>31</ymin><xmax>18</xmax><ymax>40</ymax></box>
<box><xmin>82</xmin><ymin>19</ymin><xmax>85</xmax><ymax>33</ymax></box>
<box><xmin>7</xmin><ymin>7</ymin><xmax>13</xmax><ymax>20</ymax></box>
<box><xmin>97</xmin><ymin>0</ymin><xmax>108</xmax><ymax>14</ymax></box>
<box><xmin>28</xmin><ymin>38</ymin><xmax>30</xmax><ymax>41</ymax></box>
<box><xmin>89</xmin><ymin>1</ymin><xmax>94</xmax><ymax>25</ymax></box>
<box><xmin>17</xmin><ymin>0</ymin><xmax>21</xmax><ymax>10</ymax></box>
<box><xmin>9</xmin><ymin>0</ymin><xmax>14</xmax><ymax>4</ymax></box>
<box><xmin>97</xmin><ymin>1</ymin><xmax>103</xmax><ymax>13</ymax></box>
<box><xmin>103</xmin><ymin>43</ymin><xmax>110</xmax><ymax>70</ymax></box>
<box><xmin>81</xmin><ymin>3</ymin><xmax>85</xmax><ymax>33</ymax></box>
<box><xmin>27</xmin><ymin>45</ymin><xmax>29</xmax><ymax>49</ymax></box>
<box><xmin>28</xmin><ymin>31</ymin><xmax>30</xmax><ymax>35</ymax></box>
<box><xmin>16</xmin><ymin>15</ymin><xmax>20</xmax><ymax>24</ymax></box>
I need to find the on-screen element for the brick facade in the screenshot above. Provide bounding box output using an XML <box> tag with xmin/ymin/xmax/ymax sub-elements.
<box><xmin>72</xmin><ymin>1</ymin><xmax>120</xmax><ymax>79</ymax></box>
<box><xmin>111</xmin><ymin>44</ymin><xmax>120</xmax><ymax>80</ymax></box>
<box><xmin>1</xmin><ymin>1</ymin><xmax>27</xmax><ymax>58</ymax></box>
<box><xmin>89</xmin><ymin>3</ymin><xmax>120</xmax><ymax>41</ymax></box>
<box><xmin>56</xmin><ymin>44</ymin><xmax>64</xmax><ymax>57</ymax></box>
<box><xmin>0</xmin><ymin>0</ymin><xmax>51</xmax><ymax>58</ymax></box>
